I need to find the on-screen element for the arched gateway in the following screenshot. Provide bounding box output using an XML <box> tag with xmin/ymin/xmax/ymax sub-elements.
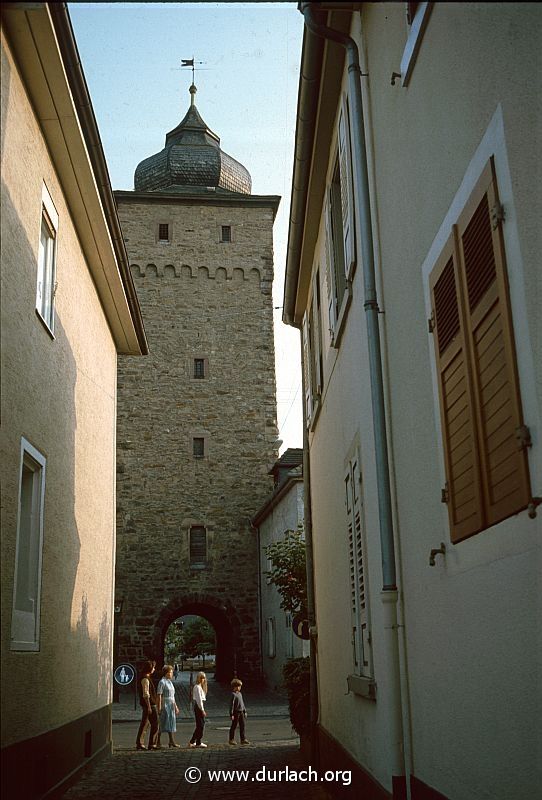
<box><xmin>153</xmin><ymin>594</ymin><xmax>243</xmax><ymax>682</ymax></box>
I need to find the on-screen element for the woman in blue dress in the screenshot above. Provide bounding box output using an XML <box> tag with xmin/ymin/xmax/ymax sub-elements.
<box><xmin>157</xmin><ymin>665</ymin><xmax>180</xmax><ymax>748</ymax></box>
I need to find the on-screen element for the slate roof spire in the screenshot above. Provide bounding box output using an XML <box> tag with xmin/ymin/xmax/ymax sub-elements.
<box><xmin>134</xmin><ymin>84</ymin><xmax>252</xmax><ymax>195</ymax></box>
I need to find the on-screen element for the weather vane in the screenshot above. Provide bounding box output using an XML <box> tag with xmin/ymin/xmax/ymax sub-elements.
<box><xmin>181</xmin><ymin>57</ymin><xmax>205</xmax><ymax>85</ymax></box>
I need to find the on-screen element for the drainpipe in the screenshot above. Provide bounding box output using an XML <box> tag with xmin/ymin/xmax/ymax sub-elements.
<box><xmin>300</xmin><ymin>329</ymin><xmax>320</xmax><ymax>767</ymax></box>
<box><xmin>299</xmin><ymin>4</ymin><xmax>406</xmax><ymax>796</ymax></box>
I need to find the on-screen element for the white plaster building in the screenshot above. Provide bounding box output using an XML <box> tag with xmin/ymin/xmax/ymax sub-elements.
<box><xmin>1</xmin><ymin>5</ymin><xmax>146</xmax><ymax>797</ymax></box>
<box><xmin>283</xmin><ymin>4</ymin><xmax>541</xmax><ymax>799</ymax></box>
<box><xmin>252</xmin><ymin>449</ymin><xmax>309</xmax><ymax>689</ymax></box>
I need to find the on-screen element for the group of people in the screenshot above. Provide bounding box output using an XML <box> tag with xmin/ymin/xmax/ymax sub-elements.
<box><xmin>135</xmin><ymin>660</ymin><xmax>250</xmax><ymax>750</ymax></box>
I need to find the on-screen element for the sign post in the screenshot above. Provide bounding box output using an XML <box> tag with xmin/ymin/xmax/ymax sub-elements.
<box><xmin>114</xmin><ymin>663</ymin><xmax>137</xmax><ymax>709</ymax></box>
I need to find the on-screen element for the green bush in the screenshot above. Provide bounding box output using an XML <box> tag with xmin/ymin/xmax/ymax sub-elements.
<box><xmin>282</xmin><ymin>656</ymin><xmax>310</xmax><ymax>737</ymax></box>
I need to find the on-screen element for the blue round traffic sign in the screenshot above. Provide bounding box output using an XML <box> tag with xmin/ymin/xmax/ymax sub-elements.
<box><xmin>114</xmin><ymin>663</ymin><xmax>135</xmax><ymax>685</ymax></box>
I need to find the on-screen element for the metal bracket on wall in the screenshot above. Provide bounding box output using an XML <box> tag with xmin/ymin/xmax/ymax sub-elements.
<box><xmin>429</xmin><ymin>542</ymin><xmax>446</xmax><ymax>566</ymax></box>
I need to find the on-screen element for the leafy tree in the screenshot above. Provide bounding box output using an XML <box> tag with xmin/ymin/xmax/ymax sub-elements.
<box><xmin>164</xmin><ymin>620</ymin><xmax>185</xmax><ymax>663</ymax></box>
<box><xmin>283</xmin><ymin>657</ymin><xmax>310</xmax><ymax>737</ymax></box>
<box><xmin>265</xmin><ymin>526</ymin><xmax>307</xmax><ymax>615</ymax></box>
<box><xmin>182</xmin><ymin>618</ymin><xmax>215</xmax><ymax>659</ymax></box>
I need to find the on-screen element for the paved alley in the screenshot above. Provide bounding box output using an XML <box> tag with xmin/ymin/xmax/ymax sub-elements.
<box><xmin>61</xmin><ymin>678</ymin><xmax>342</xmax><ymax>799</ymax></box>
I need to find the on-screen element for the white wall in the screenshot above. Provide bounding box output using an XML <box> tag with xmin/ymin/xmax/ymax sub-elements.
<box><xmin>258</xmin><ymin>481</ymin><xmax>308</xmax><ymax>690</ymax></box>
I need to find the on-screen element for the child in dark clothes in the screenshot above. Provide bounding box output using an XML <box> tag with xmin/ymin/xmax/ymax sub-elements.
<box><xmin>228</xmin><ymin>678</ymin><xmax>250</xmax><ymax>745</ymax></box>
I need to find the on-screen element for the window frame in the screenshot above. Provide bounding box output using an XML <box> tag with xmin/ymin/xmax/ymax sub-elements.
<box><xmin>10</xmin><ymin>438</ymin><xmax>46</xmax><ymax>652</ymax></box>
<box><xmin>400</xmin><ymin>1</ymin><xmax>432</xmax><ymax>87</ymax></box>
<box><xmin>219</xmin><ymin>224</ymin><xmax>233</xmax><ymax>243</ymax></box>
<box><xmin>193</xmin><ymin>437</ymin><xmax>205</xmax><ymax>458</ymax></box>
<box><xmin>36</xmin><ymin>183</ymin><xmax>58</xmax><ymax>334</ymax></box>
<box><xmin>344</xmin><ymin>448</ymin><xmax>373</xmax><ymax>682</ymax></box>
<box><xmin>266</xmin><ymin>617</ymin><xmax>276</xmax><ymax>659</ymax></box>
<box><xmin>324</xmin><ymin>95</ymin><xmax>355</xmax><ymax>349</ymax></box>
<box><xmin>189</xmin><ymin>525</ymin><xmax>207</xmax><ymax>570</ymax></box>
<box><xmin>428</xmin><ymin>156</ymin><xmax>533</xmax><ymax>543</ymax></box>
<box><xmin>157</xmin><ymin>222</ymin><xmax>171</xmax><ymax>243</ymax></box>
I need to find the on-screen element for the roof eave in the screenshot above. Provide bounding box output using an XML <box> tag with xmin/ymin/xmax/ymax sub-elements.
<box><xmin>2</xmin><ymin>2</ymin><xmax>148</xmax><ymax>355</ymax></box>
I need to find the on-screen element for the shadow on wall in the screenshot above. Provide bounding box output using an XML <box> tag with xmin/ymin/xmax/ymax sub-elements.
<box><xmin>1</xmin><ymin>166</ymin><xmax>112</xmax><ymax>797</ymax></box>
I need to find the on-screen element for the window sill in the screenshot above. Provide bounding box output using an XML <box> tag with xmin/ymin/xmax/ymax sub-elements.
<box><xmin>331</xmin><ymin>283</ymin><xmax>352</xmax><ymax>349</ymax></box>
<box><xmin>35</xmin><ymin>308</ymin><xmax>55</xmax><ymax>339</ymax></box>
<box><xmin>347</xmin><ymin>673</ymin><xmax>376</xmax><ymax>701</ymax></box>
<box><xmin>190</xmin><ymin>564</ymin><xmax>208</xmax><ymax>571</ymax></box>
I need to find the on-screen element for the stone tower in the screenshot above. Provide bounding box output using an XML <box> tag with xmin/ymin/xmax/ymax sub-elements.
<box><xmin>114</xmin><ymin>84</ymin><xmax>280</xmax><ymax>681</ymax></box>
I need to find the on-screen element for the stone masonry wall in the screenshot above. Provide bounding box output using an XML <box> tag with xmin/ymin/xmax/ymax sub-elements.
<box><xmin>115</xmin><ymin>197</ymin><xmax>279</xmax><ymax>680</ymax></box>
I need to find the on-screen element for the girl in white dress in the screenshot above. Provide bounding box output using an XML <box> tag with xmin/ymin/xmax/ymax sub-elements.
<box><xmin>157</xmin><ymin>665</ymin><xmax>180</xmax><ymax>748</ymax></box>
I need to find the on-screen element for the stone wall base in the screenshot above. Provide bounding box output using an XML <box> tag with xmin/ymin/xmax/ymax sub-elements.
<box><xmin>1</xmin><ymin>705</ymin><xmax>111</xmax><ymax>800</ymax></box>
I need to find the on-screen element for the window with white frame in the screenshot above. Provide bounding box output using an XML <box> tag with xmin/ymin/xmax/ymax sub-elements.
<box><xmin>303</xmin><ymin>269</ymin><xmax>324</xmax><ymax>428</ymax></box>
<box><xmin>11</xmin><ymin>439</ymin><xmax>46</xmax><ymax>651</ymax></box>
<box><xmin>36</xmin><ymin>183</ymin><xmax>58</xmax><ymax>332</ymax></box>
<box><xmin>324</xmin><ymin>97</ymin><xmax>355</xmax><ymax>345</ymax></box>
<box><xmin>345</xmin><ymin>452</ymin><xmax>372</xmax><ymax>677</ymax></box>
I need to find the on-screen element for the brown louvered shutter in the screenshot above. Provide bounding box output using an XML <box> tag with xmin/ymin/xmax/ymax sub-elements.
<box><xmin>430</xmin><ymin>236</ymin><xmax>484</xmax><ymax>542</ymax></box>
<box><xmin>456</xmin><ymin>158</ymin><xmax>531</xmax><ymax>527</ymax></box>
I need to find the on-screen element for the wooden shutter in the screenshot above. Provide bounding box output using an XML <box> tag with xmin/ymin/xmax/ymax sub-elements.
<box><xmin>302</xmin><ymin>313</ymin><xmax>313</xmax><ymax>424</ymax></box>
<box><xmin>311</xmin><ymin>271</ymin><xmax>323</xmax><ymax>395</ymax></box>
<box><xmin>430</xmin><ymin>236</ymin><xmax>484</xmax><ymax>542</ymax></box>
<box><xmin>456</xmin><ymin>158</ymin><xmax>531</xmax><ymax>527</ymax></box>
<box><xmin>346</xmin><ymin>455</ymin><xmax>370</xmax><ymax>673</ymax></box>
<box><xmin>338</xmin><ymin>98</ymin><xmax>356</xmax><ymax>280</ymax></box>
<box><xmin>324</xmin><ymin>193</ymin><xmax>336</xmax><ymax>334</ymax></box>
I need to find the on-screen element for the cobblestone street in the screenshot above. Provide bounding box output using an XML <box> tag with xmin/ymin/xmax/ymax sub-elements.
<box><xmin>63</xmin><ymin>738</ymin><xmax>332</xmax><ymax>800</ymax></box>
<box><xmin>62</xmin><ymin>680</ymin><xmax>337</xmax><ymax>800</ymax></box>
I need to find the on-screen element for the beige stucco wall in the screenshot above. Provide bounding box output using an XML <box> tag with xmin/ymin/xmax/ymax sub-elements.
<box><xmin>1</xmin><ymin>30</ymin><xmax>117</xmax><ymax>747</ymax></box>
<box><xmin>303</xmin><ymin>4</ymin><xmax>540</xmax><ymax>798</ymax></box>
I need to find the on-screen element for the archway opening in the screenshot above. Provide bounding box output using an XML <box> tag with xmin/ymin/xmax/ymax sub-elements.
<box><xmin>154</xmin><ymin>596</ymin><xmax>246</xmax><ymax>683</ymax></box>
<box><xmin>163</xmin><ymin>615</ymin><xmax>216</xmax><ymax>674</ymax></box>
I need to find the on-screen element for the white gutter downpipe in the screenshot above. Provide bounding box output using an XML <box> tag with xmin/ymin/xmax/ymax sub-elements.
<box><xmin>299</xmin><ymin>4</ymin><xmax>406</xmax><ymax>796</ymax></box>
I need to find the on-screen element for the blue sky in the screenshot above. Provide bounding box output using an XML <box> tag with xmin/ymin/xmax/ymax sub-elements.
<box><xmin>69</xmin><ymin>2</ymin><xmax>304</xmax><ymax>450</ymax></box>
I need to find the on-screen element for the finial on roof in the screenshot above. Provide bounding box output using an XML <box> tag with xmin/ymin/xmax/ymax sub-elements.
<box><xmin>189</xmin><ymin>83</ymin><xmax>197</xmax><ymax>107</ymax></box>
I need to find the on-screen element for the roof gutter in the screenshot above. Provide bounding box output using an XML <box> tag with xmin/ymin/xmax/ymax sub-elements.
<box><xmin>282</xmin><ymin>14</ymin><xmax>326</xmax><ymax>327</ymax></box>
<box><xmin>48</xmin><ymin>3</ymin><xmax>148</xmax><ymax>355</ymax></box>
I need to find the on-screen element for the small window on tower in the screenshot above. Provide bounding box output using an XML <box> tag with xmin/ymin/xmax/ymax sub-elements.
<box><xmin>194</xmin><ymin>358</ymin><xmax>205</xmax><ymax>379</ymax></box>
<box><xmin>193</xmin><ymin>438</ymin><xmax>205</xmax><ymax>458</ymax></box>
<box><xmin>221</xmin><ymin>225</ymin><xmax>232</xmax><ymax>243</ymax></box>
<box><xmin>158</xmin><ymin>223</ymin><xmax>169</xmax><ymax>242</ymax></box>
<box><xmin>190</xmin><ymin>526</ymin><xmax>207</xmax><ymax>568</ymax></box>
